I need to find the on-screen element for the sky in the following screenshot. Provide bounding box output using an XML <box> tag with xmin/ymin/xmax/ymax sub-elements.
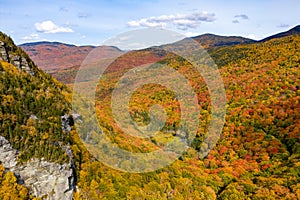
<box><xmin>0</xmin><ymin>0</ymin><xmax>299</xmax><ymax>47</ymax></box>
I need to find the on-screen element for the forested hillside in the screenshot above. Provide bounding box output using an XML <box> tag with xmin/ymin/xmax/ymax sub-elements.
<box><xmin>0</xmin><ymin>32</ymin><xmax>75</xmax><ymax>199</ymax></box>
<box><xmin>0</xmin><ymin>33</ymin><xmax>72</xmax><ymax>164</ymax></box>
<box><xmin>68</xmin><ymin>35</ymin><xmax>300</xmax><ymax>199</ymax></box>
<box><xmin>0</xmin><ymin>31</ymin><xmax>299</xmax><ymax>199</ymax></box>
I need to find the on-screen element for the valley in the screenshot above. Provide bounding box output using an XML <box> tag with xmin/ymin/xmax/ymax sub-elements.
<box><xmin>0</xmin><ymin>24</ymin><xmax>299</xmax><ymax>199</ymax></box>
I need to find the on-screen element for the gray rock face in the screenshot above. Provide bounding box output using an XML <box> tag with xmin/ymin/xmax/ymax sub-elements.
<box><xmin>0</xmin><ymin>136</ymin><xmax>75</xmax><ymax>200</ymax></box>
<box><xmin>61</xmin><ymin>114</ymin><xmax>74</xmax><ymax>134</ymax></box>
<box><xmin>0</xmin><ymin>136</ymin><xmax>18</xmax><ymax>168</ymax></box>
<box><xmin>0</xmin><ymin>41</ymin><xmax>9</xmax><ymax>62</ymax></box>
<box><xmin>14</xmin><ymin>159</ymin><xmax>74</xmax><ymax>200</ymax></box>
<box><xmin>62</xmin><ymin>113</ymin><xmax>82</xmax><ymax>134</ymax></box>
<box><xmin>0</xmin><ymin>40</ymin><xmax>34</xmax><ymax>76</ymax></box>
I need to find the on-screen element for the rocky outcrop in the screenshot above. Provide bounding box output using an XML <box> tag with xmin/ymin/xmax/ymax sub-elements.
<box><xmin>62</xmin><ymin>113</ymin><xmax>82</xmax><ymax>134</ymax></box>
<box><xmin>9</xmin><ymin>54</ymin><xmax>34</xmax><ymax>76</ymax></box>
<box><xmin>0</xmin><ymin>136</ymin><xmax>18</xmax><ymax>168</ymax></box>
<box><xmin>0</xmin><ymin>40</ymin><xmax>34</xmax><ymax>75</ymax></box>
<box><xmin>0</xmin><ymin>136</ymin><xmax>75</xmax><ymax>200</ymax></box>
<box><xmin>0</xmin><ymin>41</ymin><xmax>9</xmax><ymax>62</ymax></box>
<box><xmin>13</xmin><ymin>159</ymin><xmax>75</xmax><ymax>200</ymax></box>
<box><xmin>61</xmin><ymin>114</ymin><xmax>74</xmax><ymax>134</ymax></box>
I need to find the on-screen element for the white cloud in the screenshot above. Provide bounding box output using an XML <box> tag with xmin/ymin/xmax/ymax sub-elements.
<box><xmin>21</xmin><ymin>33</ymin><xmax>40</xmax><ymax>40</ymax></box>
<box><xmin>127</xmin><ymin>11</ymin><xmax>216</xmax><ymax>30</ymax></box>
<box><xmin>35</xmin><ymin>20</ymin><xmax>73</xmax><ymax>34</ymax></box>
<box><xmin>184</xmin><ymin>32</ymin><xmax>201</xmax><ymax>37</ymax></box>
<box><xmin>246</xmin><ymin>34</ymin><xmax>257</xmax><ymax>40</ymax></box>
<box><xmin>103</xmin><ymin>28</ymin><xmax>185</xmax><ymax>50</ymax></box>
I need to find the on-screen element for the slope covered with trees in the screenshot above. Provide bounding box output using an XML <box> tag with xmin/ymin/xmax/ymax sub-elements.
<box><xmin>0</xmin><ymin>32</ymin><xmax>73</xmax><ymax>164</ymax></box>
<box><xmin>0</xmin><ymin>32</ymin><xmax>77</xmax><ymax>199</ymax></box>
<box><xmin>192</xmin><ymin>34</ymin><xmax>255</xmax><ymax>48</ymax></box>
<box><xmin>69</xmin><ymin>35</ymin><xmax>300</xmax><ymax>199</ymax></box>
<box><xmin>1</xmin><ymin>31</ymin><xmax>299</xmax><ymax>199</ymax></box>
<box><xmin>0</xmin><ymin>61</ymin><xmax>72</xmax><ymax>163</ymax></box>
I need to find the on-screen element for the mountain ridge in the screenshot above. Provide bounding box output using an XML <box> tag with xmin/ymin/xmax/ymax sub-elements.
<box><xmin>259</xmin><ymin>24</ymin><xmax>300</xmax><ymax>42</ymax></box>
<box><xmin>20</xmin><ymin>41</ymin><xmax>79</xmax><ymax>47</ymax></box>
<box><xmin>19</xmin><ymin>25</ymin><xmax>299</xmax><ymax>85</ymax></box>
<box><xmin>192</xmin><ymin>33</ymin><xmax>255</xmax><ymax>48</ymax></box>
<box><xmin>19</xmin><ymin>24</ymin><xmax>300</xmax><ymax>50</ymax></box>
<box><xmin>20</xmin><ymin>42</ymin><xmax>122</xmax><ymax>73</ymax></box>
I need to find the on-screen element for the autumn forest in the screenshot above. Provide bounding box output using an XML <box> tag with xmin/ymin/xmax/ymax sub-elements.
<box><xmin>0</xmin><ymin>23</ymin><xmax>299</xmax><ymax>200</ymax></box>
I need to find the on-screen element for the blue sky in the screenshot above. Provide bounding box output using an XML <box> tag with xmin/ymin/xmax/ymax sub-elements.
<box><xmin>0</xmin><ymin>0</ymin><xmax>299</xmax><ymax>46</ymax></box>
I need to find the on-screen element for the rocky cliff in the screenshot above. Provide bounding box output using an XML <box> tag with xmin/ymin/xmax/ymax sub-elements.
<box><xmin>0</xmin><ymin>40</ymin><xmax>34</xmax><ymax>75</ymax></box>
<box><xmin>0</xmin><ymin>136</ymin><xmax>75</xmax><ymax>199</ymax></box>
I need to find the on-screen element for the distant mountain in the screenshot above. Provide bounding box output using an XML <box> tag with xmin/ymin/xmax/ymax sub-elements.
<box><xmin>192</xmin><ymin>25</ymin><xmax>300</xmax><ymax>47</ymax></box>
<box><xmin>20</xmin><ymin>41</ymin><xmax>77</xmax><ymax>47</ymax></box>
<box><xmin>19</xmin><ymin>42</ymin><xmax>97</xmax><ymax>72</ymax></box>
<box><xmin>192</xmin><ymin>34</ymin><xmax>255</xmax><ymax>48</ymax></box>
<box><xmin>260</xmin><ymin>25</ymin><xmax>300</xmax><ymax>42</ymax></box>
<box><xmin>19</xmin><ymin>34</ymin><xmax>255</xmax><ymax>83</ymax></box>
<box><xmin>19</xmin><ymin>25</ymin><xmax>300</xmax><ymax>85</ymax></box>
<box><xmin>19</xmin><ymin>42</ymin><xmax>123</xmax><ymax>84</ymax></box>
